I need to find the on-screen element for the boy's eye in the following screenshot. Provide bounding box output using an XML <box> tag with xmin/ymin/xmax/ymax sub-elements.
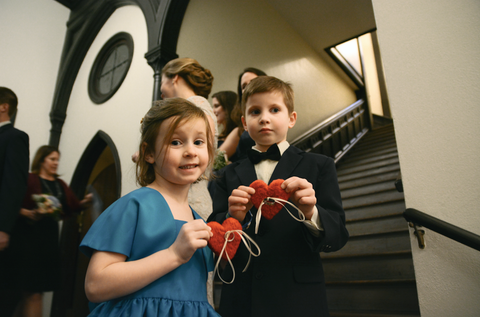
<box><xmin>271</xmin><ymin>107</ymin><xmax>280</xmax><ymax>113</ymax></box>
<box><xmin>250</xmin><ymin>109</ymin><xmax>260</xmax><ymax>115</ymax></box>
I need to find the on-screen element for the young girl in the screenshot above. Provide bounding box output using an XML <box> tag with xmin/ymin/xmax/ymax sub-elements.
<box><xmin>160</xmin><ymin>57</ymin><xmax>216</xmax><ymax>221</ymax></box>
<box><xmin>80</xmin><ymin>98</ymin><xmax>220</xmax><ymax>317</ymax></box>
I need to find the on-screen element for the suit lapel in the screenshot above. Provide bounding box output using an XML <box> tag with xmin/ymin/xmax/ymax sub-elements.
<box><xmin>269</xmin><ymin>146</ymin><xmax>303</xmax><ymax>183</ymax></box>
<box><xmin>234</xmin><ymin>158</ymin><xmax>258</xmax><ymax>186</ymax></box>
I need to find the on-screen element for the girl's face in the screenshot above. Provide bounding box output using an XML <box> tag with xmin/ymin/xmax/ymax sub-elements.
<box><xmin>212</xmin><ymin>97</ymin><xmax>227</xmax><ymax>125</ymax></box>
<box><xmin>160</xmin><ymin>74</ymin><xmax>176</xmax><ymax>99</ymax></box>
<box><xmin>146</xmin><ymin>117</ymin><xmax>209</xmax><ymax>187</ymax></box>
<box><xmin>41</xmin><ymin>151</ymin><xmax>60</xmax><ymax>177</ymax></box>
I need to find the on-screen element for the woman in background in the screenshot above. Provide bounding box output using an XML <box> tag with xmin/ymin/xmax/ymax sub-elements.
<box><xmin>212</xmin><ymin>90</ymin><xmax>241</xmax><ymax>161</ymax></box>
<box><xmin>233</xmin><ymin>67</ymin><xmax>267</xmax><ymax>161</ymax></box>
<box><xmin>11</xmin><ymin>145</ymin><xmax>91</xmax><ymax>317</ymax></box>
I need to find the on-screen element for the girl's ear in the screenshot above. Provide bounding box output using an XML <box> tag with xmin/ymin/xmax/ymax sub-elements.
<box><xmin>142</xmin><ymin>142</ymin><xmax>155</xmax><ymax>164</ymax></box>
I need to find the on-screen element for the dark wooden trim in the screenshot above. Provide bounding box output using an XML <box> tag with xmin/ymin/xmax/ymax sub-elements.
<box><xmin>291</xmin><ymin>99</ymin><xmax>370</xmax><ymax>163</ymax></box>
<box><xmin>48</xmin><ymin>0</ymin><xmax>190</xmax><ymax>145</ymax></box>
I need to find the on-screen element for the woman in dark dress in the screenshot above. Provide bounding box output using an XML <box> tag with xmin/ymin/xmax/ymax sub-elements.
<box><xmin>10</xmin><ymin>145</ymin><xmax>91</xmax><ymax>316</ymax></box>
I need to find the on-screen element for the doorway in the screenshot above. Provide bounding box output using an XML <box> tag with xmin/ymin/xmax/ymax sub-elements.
<box><xmin>51</xmin><ymin>131</ymin><xmax>121</xmax><ymax>317</ymax></box>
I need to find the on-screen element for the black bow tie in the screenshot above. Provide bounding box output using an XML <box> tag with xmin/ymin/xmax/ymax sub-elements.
<box><xmin>247</xmin><ymin>144</ymin><xmax>281</xmax><ymax>164</ymax></box>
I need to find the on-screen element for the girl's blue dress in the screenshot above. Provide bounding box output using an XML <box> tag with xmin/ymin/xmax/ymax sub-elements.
<box><xmin>80</xmin><ymin>187</ymin><xmax>220</xmax><ymax>317</ymax></box>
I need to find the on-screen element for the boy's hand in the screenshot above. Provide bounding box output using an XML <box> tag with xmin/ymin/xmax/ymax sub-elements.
<box><xmin>281</xmin><ymin>177</ymin><xmax>317</xmax><ymax>220</ymax></box>
<box><xmin>228</xmin><ymin>186</ymin><xmax>255</xmax><ymax>222</ymax></box>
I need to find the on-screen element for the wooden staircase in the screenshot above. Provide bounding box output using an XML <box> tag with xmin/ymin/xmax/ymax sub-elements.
<box><xmin>323</xmin><ymin>124</ymin><xmax>421</xmax><ymax>316</ymax></box>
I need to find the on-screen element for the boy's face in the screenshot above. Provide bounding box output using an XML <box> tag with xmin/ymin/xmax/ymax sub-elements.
<box><xmin>242</xmin><ymin>91</ymin><xmax>296</xmax><ymax>152</ymax></box>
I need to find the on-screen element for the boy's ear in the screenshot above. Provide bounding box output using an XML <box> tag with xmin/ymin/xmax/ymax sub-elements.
<box><xmin>241</xmin><ymin>116</ymin><xmax>248</xmax><ymax>131</ymax></box>
<box><xmin>288</xmin><ymin>111</ymin><xmax>297</xmax><ymax>129</ymax></box>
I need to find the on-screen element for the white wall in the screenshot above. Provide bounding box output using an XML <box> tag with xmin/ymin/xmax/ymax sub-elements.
<box><xmin>372</xmin><ymin>1</ymin><xmax>480</xmax><ymax>316</ymax></box>
<box><xmin>59</xmin><ymin>5</ymin><xmax>152</xmax><ymax>195</ymax></box>
<box><xmin>177</xmin><ymin>0</ymin><xmax>357</xmax><ymax>141</ymax></box>
<box><xmin>0</xmin><ymin>0</ymin><xmax>69</xmax><ymax>163</ymax></box>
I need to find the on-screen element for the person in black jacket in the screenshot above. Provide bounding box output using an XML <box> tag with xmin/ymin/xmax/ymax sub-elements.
<box><xmin>209</xmin><ymin>76</ymin><xmax>348</xmax><ymax>317</ymax></box>
<box><xmin>0</xmin><ymin>87</ymin><xmax>29</xmax><ymax>317</ymax></box>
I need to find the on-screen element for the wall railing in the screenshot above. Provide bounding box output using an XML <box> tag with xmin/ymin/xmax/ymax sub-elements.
<box><xmin>291</xmin><ymin>99</ymin><xmax>370</xmax><ymax>163</ymax></box>
<box><xmin>404</xmin><ymin>208</ymin><xmax>480</xmax><ymax>251</ymax></box>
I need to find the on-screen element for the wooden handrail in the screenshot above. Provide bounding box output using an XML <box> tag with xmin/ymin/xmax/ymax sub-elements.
<box><xmin>291</xmin><ymin>99</ymin><xmax>370</xmax><ymax>163</ymax></box>
<box><xmin>404</xmin><ymin>208</ymin><xmax>480</xmax><ymax>252</ymax></box>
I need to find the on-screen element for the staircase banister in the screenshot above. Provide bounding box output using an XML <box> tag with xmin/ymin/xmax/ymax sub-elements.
<box><xmin>291</xmin><ymin>99</ymin><xmax>366</xmax><ymax>144</ymax></box>
<box><xmin>404</xmin><ymin>208</ymin><xmax>480</xmax><ymax>252</ymax></box>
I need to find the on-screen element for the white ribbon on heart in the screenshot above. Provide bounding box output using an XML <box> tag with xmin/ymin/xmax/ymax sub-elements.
<box><xmin>214</xmin><ymin>229</ymin><xmax>261</xmax><ymax>284</ymax></box>
<box><xmin>255</xmin><ymin>197</ymin><xmax>306</xmax><ymax>234</ymax></box>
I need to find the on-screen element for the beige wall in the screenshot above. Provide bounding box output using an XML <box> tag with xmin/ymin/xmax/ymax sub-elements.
<box><xmin>177</xmin><ymin>0</ymin><xmax>357</xmax><ymax>141</ymax></box>
<box><xmin>0</xmin><ymin>0</ymin><xmax>69</xmax><ymax>163</ymax></box>
<box><xmin>372</xmin><ymin>0</ymin><xmax>480</xmax><ymax>316</ymax></box>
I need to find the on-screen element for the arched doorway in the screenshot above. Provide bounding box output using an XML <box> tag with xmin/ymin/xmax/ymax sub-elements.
<box><xmin>51</xmin><ymin>131</ymin><xmax>121</xmax><ymax>317</ymax></box>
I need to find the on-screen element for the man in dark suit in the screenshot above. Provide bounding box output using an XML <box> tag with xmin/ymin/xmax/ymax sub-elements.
<box><xmin>208</xmin><ymin>76</ymin><xmax>348</xmax><ymax>317</ymax></box>
<box><xmin>0</xmin><ymin>87</ymin><xmax>29</xmax><ymax>316</ymax></box>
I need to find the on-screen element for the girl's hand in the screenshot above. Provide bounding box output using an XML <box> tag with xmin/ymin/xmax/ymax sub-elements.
<box><xmin>169</xmin><ymin>219</ymin><xmax>212</xmax><ymax>264</ymax></box>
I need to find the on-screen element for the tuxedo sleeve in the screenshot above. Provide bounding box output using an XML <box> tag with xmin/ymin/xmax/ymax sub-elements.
<box><xmin>208</xmin><ymin>166</ymin><xmax>230</xmax><ymax>223</ymax></box>
<box><xmin>303</xmin><ymin>156</ymin><xmax>348</xmax><ymax>253</ymax></box>
<box><xmin>0</xmin><ymin>130</ymin><xmax>29</xmax><ymax>234</ymax></box>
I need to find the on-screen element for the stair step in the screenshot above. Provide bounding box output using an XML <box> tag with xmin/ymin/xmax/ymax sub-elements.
<box><xmin>337</xmin><ymin>157</ymin><xmax>399</xmax><ymax>176</ymax></box>
<box><xmin>341</xmin><ymin>180</ymin><xmax>398</xmax><ymax>199</ymax></box>
<box><xmin>330</xmin><ymin>310</ymin><xmax>420</xmax><ymax>317</ymax></box>
<box><xmin>353</xmin><ymin>135</ymin><xmax>396</xmax><ymax>149</ymax></box>
<box><xmin>346</xmin><ymin>214</ymin><xmax>408</xmax><ymax>236</ymax></box>
<box><xmin>323</xmin><ymin>252</ymin><xmax>415</xmax><ymax>282</ymax></box>
<box><xmin>343</xmin><ymin>190</ymin><xmax>404</xmax><ymax>210</ymax></box>
<box><xmin>340</xmin><ymin>144</ymin><xmax>398</xmax><ymax>161</ymax></box>
<box><xmin>337</xmin><ymin>163</ymin><xmax>400</xmax><ymax>183</ymax></box>
<box><xmin>343</xmin><ymin>141</ymin><xmax>397</xmax><ymax>159</ymax></box>
<box><xmin>338</xmin><ymin>150</ymin><xmax>398</xmax><ymax>170</ymax></box>
<box><xmin>346</xmin><ymin>201</ymin><xmax>406</xmax><ymax>221</ymax></box>
<box><xmin>323</xmin><ymin>231</ymin><xmax>412</xmax><ymax>258</ymax></box>
<box><xmin>339</xmin><ymin>171</ymin><xmax>400</xmax><ymax>191</ymax></box>
<box><xmin>326</xmin><ymin>281</ymin><xmax>420</xmax><ymax>312</ymax></box>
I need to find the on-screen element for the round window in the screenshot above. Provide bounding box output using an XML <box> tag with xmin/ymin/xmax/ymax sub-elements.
<box><xmin>88</xmin><ymin>32</ymin><xmax>134</xmax><ymax>104</ymax></box>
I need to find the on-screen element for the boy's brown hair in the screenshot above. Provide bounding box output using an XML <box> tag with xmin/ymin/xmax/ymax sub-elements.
<box><xmin>241</xmin><ymin>76</ymin><xmax>294</xmax><ymax>115</ymax></box>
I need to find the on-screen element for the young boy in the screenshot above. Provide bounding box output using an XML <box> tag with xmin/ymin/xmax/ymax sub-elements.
<box><xmin>208</xmin><ymin>76</ymin><xmax>349</xmax><ymax>317</ymax></box>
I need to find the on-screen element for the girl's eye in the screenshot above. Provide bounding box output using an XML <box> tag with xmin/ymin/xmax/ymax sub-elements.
<box><xmin>250</xmin><ymin>109</ymin><xmax>260</xmax><ymax>115</ymax></box>
<box><xmin>194</xmin><ymin>140</ymin><xmax>204</xmax><ymax>146</ymax></box>
<box><xmin>171</xmin><ymin>140</ymin><xmax>181</xmax><ymax>146</ymax></box>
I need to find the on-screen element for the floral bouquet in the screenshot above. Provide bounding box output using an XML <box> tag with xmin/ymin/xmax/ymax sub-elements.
<box><xmin>214</xmin><ymin>149</ymin><xmax>229</xmax><ymax>171</ymax></box>
<box><xmin>32</xmin><ymin>194</ymin><xmax>63</xmax><ymax>220</ymax></box>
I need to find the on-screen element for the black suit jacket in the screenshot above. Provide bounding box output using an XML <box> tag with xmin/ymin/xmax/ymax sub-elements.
<box><xmin>209</xmin><ymin>145</ymin><xmax>348</xmax><ymax>317</ymax></box>
<box><xmin>0</xmin><ymin>123</ymin><xmax>29</xmax><ymax>234</ymax></box>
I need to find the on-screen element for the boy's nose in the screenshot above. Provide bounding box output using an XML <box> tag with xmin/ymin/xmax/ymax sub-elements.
<box><xmin>259</xmin><ymin>113</ymin><xmax>270</xmax><ymax>123</ymax></box>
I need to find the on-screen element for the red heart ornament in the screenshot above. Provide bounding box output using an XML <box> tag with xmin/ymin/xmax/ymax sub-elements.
<box><xmin>250</xmin><ymin>179</ymin><xmax>291</xmax><ymax>220</ymax></box>
<box><xmin>207</xmin><ymin>217</ymin><xmax>243</xmax><ymax>260</ymax></box>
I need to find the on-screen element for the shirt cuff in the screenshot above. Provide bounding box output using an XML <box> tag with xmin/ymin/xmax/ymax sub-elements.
<box><xmin>303</xmin><ymin>206</ymin><xmax>324</xmax><ymax>237</ymax></box>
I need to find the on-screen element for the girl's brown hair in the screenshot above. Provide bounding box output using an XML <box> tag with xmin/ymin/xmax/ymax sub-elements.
<box><xmin>136</xmin><ymin>98</ymin><xmax>215</xmax><ymax>186</ymax></box>
<box><xmin>31</xmin><ymin>145</ymin><xmax>60</xmax><ymax>177</ymax></box>
<box><xmin>162</xmin><ymin>58</ymin><xmax>214</xmax><ymax>99</ymax></box>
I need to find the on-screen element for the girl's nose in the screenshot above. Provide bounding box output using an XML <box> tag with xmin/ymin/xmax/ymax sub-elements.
<box><xmin>183</xmin><ymin>144</ymin><xmax>198</xmax><ymax>157</ymax></box>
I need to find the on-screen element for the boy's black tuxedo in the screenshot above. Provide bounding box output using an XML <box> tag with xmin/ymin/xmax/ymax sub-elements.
<box><xmin>209</xmin><ymin>145</ymin><xmax>348</xmax><ymax>317</ymax></box>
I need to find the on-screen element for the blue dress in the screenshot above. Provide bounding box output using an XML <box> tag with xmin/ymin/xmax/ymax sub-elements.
<box><xmin>80</xmin><ymin>187</ymin><xmax>220</xmax><ymax>317</ymax></box>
